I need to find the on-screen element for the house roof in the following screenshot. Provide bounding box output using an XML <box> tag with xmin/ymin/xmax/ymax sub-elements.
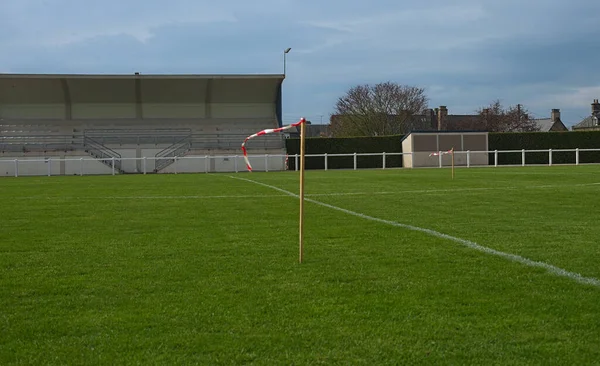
<box><xmin>288</xmin><ymin>124</ymin><xmax>330</xmax><ymax>137</ymax></box>
<box><xmin>443</xmin><ymin>115</ymin><xmax>485</xmax><ymax>131</ymax></box>
<box><xmin>533</xmin><ymin>118</ymin><xmax>556</xmax><ymax>132</ymax></box>
<box><xmin>330</xmin><ymin>113</ymin><xmax>435</xmax><ymax>134</ymax></box>
<box><xmin>572</xmin><ymin>116</ymin><xmax>600</xmax><ymax>129</ymax></box>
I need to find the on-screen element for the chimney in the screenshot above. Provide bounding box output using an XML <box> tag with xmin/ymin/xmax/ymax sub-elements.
<box><xmin>437</xmin><ymin>106</ymin><xmax>448</xmax><ymax>130</ymax></box>
<box><xmin>592</xmin><ymin>99</ymin><xmax>600</xmax><ymax>116</ymax></box>
<box><xmin>551</xmin><ymin>108</ymin><xmax>560</xmax><ymax>122</ymax></box>
<box><xmin>425</xmin><ymin>109</ymin><xmax>436</xmax><ymax>130</ymax></box>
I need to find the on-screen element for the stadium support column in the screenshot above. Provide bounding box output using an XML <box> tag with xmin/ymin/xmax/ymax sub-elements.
<box><xmin>135</xmin><ymin>73</ymin><xmax>143</xmax><ymax>118</ymax></box>
<box><xmin>205</xmin><ymin>79</ymin><xmax>213</xmax><ymax>118</ymax></box>
<box><xmin>60</xmin><ymin>78</ymin><xmax>72</xmax><ymax>120</ymax></box>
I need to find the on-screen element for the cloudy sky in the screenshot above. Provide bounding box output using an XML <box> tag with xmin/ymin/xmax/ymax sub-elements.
<box><xmin>1</xmin><ymin>0</ymin><xmax>599</xmax><ymax>127</ymax></box>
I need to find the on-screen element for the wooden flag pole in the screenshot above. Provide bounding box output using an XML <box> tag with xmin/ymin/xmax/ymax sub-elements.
<box><xmin>299</xmin><ymin>119</ymin><xmax>306</xmax><ymax>263</ymax></box>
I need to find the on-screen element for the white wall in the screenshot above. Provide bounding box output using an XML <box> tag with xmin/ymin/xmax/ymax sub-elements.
<box><xmin>117</xmin><ymin>149</ymin><xmax>139</xmax><ymax>173</ymax></box>
<box><xmin>410</xmin><ymin>151</ymin><xmax>488</xmax><ymax>167</ymax></box>
<box><xmin>108</xmin><ymin>147</ymin><xmax>168</xmax><ymax>173</ymax></box>
<box><xmin>159</xmin><ymin>156</ymin><xmax>209</xmax><ymax>173</ymax></box>
<box><xmin>0</xmin><ymin>156</ymin><xmax>114</xmax><ymax>176</ymax></box>
<box><xmin>403</xmin><ymin>132</ymin><xmax>489</xmax><ymax>168</ymax></box>
<box><xmin>159</xmin><ymin>154</ymin><xmax>286</xmax><ymax>173</ymax></box>
<box><xmin>0</xmin><ymin>150</ymin><xmax>288</xmax><ymax>176</ymax></box>
<box><xmin>402</xmin><ymin>137</ymin><xmax>413</xmax><ymax>168</ymax></box>
<box><xmin>139</xmin><ymin>148</ymin><xmax>164</xmax><ymax>172</ymax></box>
<box><xmin>64</xmin><ymin>157</ymin><xmax>115</xmax><ymax>175</ymax></box>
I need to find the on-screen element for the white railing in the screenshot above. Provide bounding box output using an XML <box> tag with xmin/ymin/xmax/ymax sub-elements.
<box><xmin>1</xmin><ymin>148</ymin><xmax>599</xmax><ymax>177</ymax></box>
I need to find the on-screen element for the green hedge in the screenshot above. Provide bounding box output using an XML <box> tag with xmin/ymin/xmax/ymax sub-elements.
<box><xmin>284</xmin><ymin>131</ymin><xmax>600</xmax><ymax>169</ymax></box>
<box><xmin>285</xmin><ymin>135</ymin><xmax>404</xmax><ymax>170</ymax></box>
<box><xmin>488</xmin><ymin>131</ymin><xmax>600</xmax><ymax>165</ymax></box>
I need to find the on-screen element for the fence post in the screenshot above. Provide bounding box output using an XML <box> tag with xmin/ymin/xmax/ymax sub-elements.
<box><xmin>235</xmin><ymin>155</ymin><xmax>239</xmax><ymax>173</ymax></box>
<box><xmin>467</xmin><ymin>150</ymin><xmax>471</xmax><ymax>168</ymax></box>
<box><xmin>112</xmin><ymin>157</ymin><xmax>115</xmax><ymax>175</ymax></box>
<box><xmin>295</xmin><ymin>154</ymin><xmax>299</xmax><ymax>171</ymax></box>
<box><xmin>521</xmin><ymin>149</ymin><xmax>525</xmax><ymax>166</ymax></box>
<box><xmin>14</xmin><ymin>159</ymin><xmax>18</xmax><ymax>177</ymax></box>
<box><xmin>265</xmin><ymin>154</ymin><xmax>269</xmax><ymax>172</ymax></box>
<box><xmin>80</xmin><ymin>158</ymin><xmax>84</xmax><ymax>176</ymax></box>
<box><xmin>353</xmin><ymin>152</ymin><xmax>357</xmax><ymax>170</ymax></box>
<box><xmin>205</xmin><ymin>155</ymin><xmax>209</xmax><ymax>173</ymax></box>
<box><xmin>174</xmin><ymin>156</ymin><xmax>178</xmax><ymax>174</ymax></box>
<box><xmin>549</xmin><ymin>149</ymin><xmax>552</xmax><ymax>166</ymax></box>
<box><xmin>576</xmin><ymin>148</ymin><xmax>580</xmax><ymax>165</ymax></box>
<box><xmin>438</xmin><ymin>151</ymin><xmax>442</xmax><ymax>168</ymax></box>
<box><xmin>143</xmin><ymin>157</ymin><xmax>147</xmax><ymax>174</ymax></box>
<box><xmin>382</xmin><ymin>152</ymin><xmax>386</xmax><ymax>169</ymax></box>
<box><xmin>494</xmin><ymin>150</ymin><xmax>498</xmax><ymax>167</ymax></box>
<box><xmin>324</xmin><ymin>153</ymin><xmax>328</xmax><ymax>171</ymax></box>
<box><xmin>47</xmin><ymin>158</ymin><xmax>51</xmax><ymax>176</ymax></box>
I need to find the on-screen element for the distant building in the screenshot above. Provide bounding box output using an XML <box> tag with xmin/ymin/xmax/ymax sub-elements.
<box><xmin>572</xmin><ymin>99</ymin><xmax>600</xmax><ymax>131</ymax></box>
<box><xmin>427</xmin><ymin>106</ymin><xmax>485</xmax><ymax>131</ymax></box>
<box><xmin>531</xmin><ymin>109</ymin><xmax>568</xmax><ymax>132</ymax></box>
<box><xmin>284</xmin><ymin>120</ymin><xmax>331</xmax><ymax>138</ymax></box>
<box><xmin>328</xmin><ymin>106</ymin><xmax>485</xmax><ymax>135</ymax></box>
<box><xmin>327</xmin><ymin>104</ymin><xmax>574</xmax><ymax>136</ymax></box>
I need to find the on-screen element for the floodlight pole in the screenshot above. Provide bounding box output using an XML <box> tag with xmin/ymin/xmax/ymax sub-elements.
<box><xmin>283</xmin><ymin>48</ymin><xmax>291</xmax><ymax>76</ymax></box>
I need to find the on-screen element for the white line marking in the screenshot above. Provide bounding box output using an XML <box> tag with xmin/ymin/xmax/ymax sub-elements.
<box><xmin>306</xmin><ymin>182</ymin><xmax>600</xmax><ymax>196</ymax></box>
<box><xmin>4</xmin><ymin>181</ymin><xmax>599</xmax><ymax>200</ymax></box>
<box><xmin>228</xmin><ymin>175</ymin><xmax>600</xmax><ymax>288</ymax></box>
<box><xmin>4</xmin><ymin>194</ymin><xmax>292</xmax><ymax>200</ymax></box>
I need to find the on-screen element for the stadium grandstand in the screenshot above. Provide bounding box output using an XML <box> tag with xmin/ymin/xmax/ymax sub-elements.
<box><xmin>0</xmin><ymin>73</ymin><xmax>287</xmax><ymax>175</ymax></box>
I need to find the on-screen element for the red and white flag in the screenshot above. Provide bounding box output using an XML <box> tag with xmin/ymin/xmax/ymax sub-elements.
<box><xmin>241</xmin><ymin>118</ymin><xmax>306</xmax><ymax>171</ymax></box>
<box><xmin>429</xmin><ymin>149</ymin><xmax>454</xmax><ymax>157</ymax></box>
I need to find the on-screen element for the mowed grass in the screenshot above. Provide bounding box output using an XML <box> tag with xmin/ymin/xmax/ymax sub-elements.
<box><xmin>1</xmin><ymin>166</ymin><xmax>600</xmax><ymax>365</ymax></box>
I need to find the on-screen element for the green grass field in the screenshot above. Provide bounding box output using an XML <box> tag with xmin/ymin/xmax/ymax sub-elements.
<box><xmin>1</xmin><ymin>166</ymin><xmax>600</xmax><ymax>365</ymax></box>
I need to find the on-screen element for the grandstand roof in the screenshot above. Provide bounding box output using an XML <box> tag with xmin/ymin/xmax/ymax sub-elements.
<box><xmin>0</xmin><ymin>73</ymin><xmax>285</xmax><ymax>104</ymax></box>
<box><xmin>0</xmin><ymin>73</ymin><xmax>284</xmax><ymax>79</ymax></box>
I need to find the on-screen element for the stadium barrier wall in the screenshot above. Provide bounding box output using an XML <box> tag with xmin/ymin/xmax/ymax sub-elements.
<box><xmin>0</xmin><ymin>155</ymin><xmax>113</xmax><ymax>176</ymax></box>
<box><xmin>0</xmin><ymin>154</ymin><xmax>287</xmax><ymax>176</ymax></box>
<box><xmin>1</xmin><ymin>148</ymin><xmax>600</xmax><ymax>177</ymax></box>
<box><xmin>285</xmin><ymin>131</ymin><xmax>600</xmax><ymax>168</ymax></box>
<box><xmin>285</xmin><ymin>134</ymin><xmax>404</xmax><ymax>170</ymax></box>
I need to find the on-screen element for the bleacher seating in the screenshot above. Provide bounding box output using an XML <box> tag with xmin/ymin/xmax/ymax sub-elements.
<box><xmin>0</xmin><ymin>118</ymin><xmax>284</xmax><ymax>153</ymax></box>
<box><xmin>83</xmin><ymin>128</ymin><xmax>192</xmax><ymax>145</ymax></box>
<box><xmin>0</xmin><ymin>120</ymin><xmax>78</xmax><ymax>152</ymax></box>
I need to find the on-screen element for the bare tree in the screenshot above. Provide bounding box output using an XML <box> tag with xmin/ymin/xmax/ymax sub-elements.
<box><xmin>330</xmin><ymin>82</ymin><xmax>429</xmax><ymax>137</ymax></box>
<box><xmin>475</xmin><ymin>100</ymin><xmax>540</xmax><ymax>132</ymax></box>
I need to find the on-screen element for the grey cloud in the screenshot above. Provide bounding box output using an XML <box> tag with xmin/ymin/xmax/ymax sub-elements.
<box><xmin>0</xmin><ymin>0</ymin><xmax>599</xmax><ymax>127</ymax></box>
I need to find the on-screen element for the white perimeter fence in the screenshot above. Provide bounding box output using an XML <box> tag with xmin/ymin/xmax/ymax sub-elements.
<box><xmin>1</xmin><ymin>148</ymin><xmax>599</xmax><ymax>177</ymax></box>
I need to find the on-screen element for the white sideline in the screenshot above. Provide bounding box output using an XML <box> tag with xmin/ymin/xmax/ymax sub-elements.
<box><xmin>6</xmin><ymin>194</ymin><xmax>291</xmax><ymax>200</ymax></box>
<box><xmin>228</xmin><ymin>175</ymin><xmax>600</xmax><ymax>289</ymax></box>
<box><xmin>5</xmin><ymin>181</ymin><xmax>600</xmax><ymax>201</ymax></box>
<box><xmin>307</xmin><ymin>181</ymin><xmax>600</xmax><ymax>196</ymax></box>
